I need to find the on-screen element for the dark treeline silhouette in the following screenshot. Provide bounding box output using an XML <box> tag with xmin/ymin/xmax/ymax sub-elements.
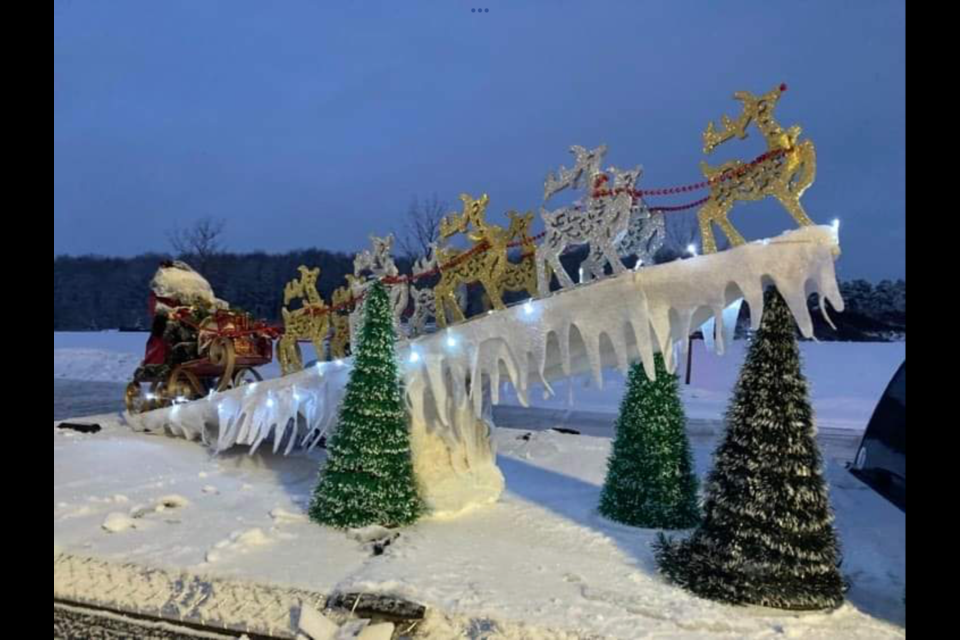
<box><xmin>53</xmin><ymin>251</ymin><xmax>905</xmax><ymax>342</ymax></box>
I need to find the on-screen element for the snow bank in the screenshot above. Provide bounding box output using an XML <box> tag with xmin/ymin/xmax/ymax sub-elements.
<box><xmin>55</xmin><ymin>421</ymin><xmax>906</xmax><ymax>639</ymax></box>
<box><xmin>54</xmin><ymin>348</ymin><xmax>142</xmax><ymax>383</ymax></box>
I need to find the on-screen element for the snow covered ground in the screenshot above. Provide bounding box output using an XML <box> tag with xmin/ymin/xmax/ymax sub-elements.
<box><xmin>54</xmin><ymin>333</ymin><xmax>907</xmax><ymax>638</ymax></box>
<box><xmin>501</xmin><ymin>340</ymin><xmax>906</xmax><ymax>432</ymax></box>
<box><xmin>53</xmin><ymin>418</ymin><xmax>906</xmax><ymax>639</ymax></box>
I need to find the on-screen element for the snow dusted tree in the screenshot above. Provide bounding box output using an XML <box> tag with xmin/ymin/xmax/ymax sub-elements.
<box><xmin>310</xmin><ymin>281</ymin><xmax>424</xmax><ymax>529</ymax></box>
<box><xmin>656</xmin><ymin>288</ymin><xmax>845</xmax><ymax>610</ymax></box>
<box><xmin>599</xmin><ymin>354</ymin><xmax>700</xmax><ymax>529</ymax></box>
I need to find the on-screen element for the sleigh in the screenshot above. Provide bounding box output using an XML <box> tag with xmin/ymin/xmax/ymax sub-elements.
<box><xmin>125</xmin><ymin>311</ymin><xmax>276</xmax><ymax>415</ymax></box>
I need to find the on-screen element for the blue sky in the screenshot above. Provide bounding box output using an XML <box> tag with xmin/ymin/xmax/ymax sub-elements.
<box><xmin>54</xmin><ymin>0</ymin><xmax>906</xmax><ymax>280</ymax></box>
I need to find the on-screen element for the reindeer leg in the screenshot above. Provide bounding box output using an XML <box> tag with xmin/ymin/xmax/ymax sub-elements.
<box><xmin>580</xmin><ymin>247</ymin><xmax>600</xmax><ymax>284</ymax></box>
<box><xmin>536</xmin><ymin>246</ymin><xmax>553</xmax><ymax>297</ymax></box>
<box><xmin>523</xmin><ymin>259</ymin><xmax>539</xmax><ymax>299</ymax></box>
<box><xmin>716</xmin><ymin>209</ymin><xmax>748</xmax><ymax>249</ymax></box>
<box><xmin>550</xmin><ymin>249</ymin><xmax>576</xmax><ymax>290</ymax></box>
<box><xmin>435</xmin><ymin>288</ymin><xmax>450</xmax><ymax>329</ymax></box>
<box><xmin>444</xmin><ymin>287</ymin><xmax>467</xmax><ymax>324</ymax></box>
<box><xmin>603</xmin><ymin>240</ymin><xmax>627</xmax><ymax>276</ymax></box>
<box><xmin>485</xmin><ymin>278</ymin><xmax>507</xmax><ymax>311</ymax></box>
<box><xmin>698</xmin><ymin>203</ymin><xmax>720</xmax><ymax>254</ymax></box>
<box><xmin>777</xmin><ymin>192</ymin><xmax>816</xmax><ymax>229</ymax></box>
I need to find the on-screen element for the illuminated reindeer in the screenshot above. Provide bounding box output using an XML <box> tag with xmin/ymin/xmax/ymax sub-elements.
<box><xmin>698</xmin><ymin>84</ymin><xmax>818</xmax><ymax>253</ymax></box>
<box><xmin>580</xmin><ymin>166</ymin><xmax>665</xmax><ymax>281</ymax></box>
<box><xmin>329</xmin><ymin>285</ymin><xmax>353</xmax><ymax>360</ymax></box>
<box><xmin>353</xmin><ymin>234</ymin><xmax>410</xmax><ymax>335</ymax></box>
<box><xmin>536</xmin><ymin>145</ymin><xmax>637</xmax><ymax>295</ymax></box>
<box><xmin>495</xmin><ymin>210</ymin><xmax>539</xmax><ymax>302</ymax></box>
<box><xmin>434</xmin><ymin>194</ymin><xmax>515</xmax><ymax>328</ymax></box>
<box><xmin>408</xmin><ymin>245</ymin><xmax>440</xmax><ymax>338</ymax></box>
<box><xmin>279</xmin><ymin>266</ymin><xmax>330</xmax><ymax>375</ymax></box>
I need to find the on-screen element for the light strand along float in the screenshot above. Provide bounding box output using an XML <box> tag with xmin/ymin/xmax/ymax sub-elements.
<box><xmin>128</xmin><ymin>85</ymin><xmax>845</xmax><ymax>518</ymax></box>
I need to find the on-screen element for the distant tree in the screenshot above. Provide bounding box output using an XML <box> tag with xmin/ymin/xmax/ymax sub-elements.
<box><xmin>168</xmin><ymin>217</ymin><xmax>227</xmax><ymax>276</ymax></box>
<box><xmin>396</xmin><ymin>194</ymin><xmax>448</xmax><ymax>261</ymax></box>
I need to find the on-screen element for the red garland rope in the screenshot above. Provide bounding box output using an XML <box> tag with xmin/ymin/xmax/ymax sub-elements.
<box><xmin>193</xmin><ymin>146</ymin><xmax>792</xmax><ymax>337</ymax></box>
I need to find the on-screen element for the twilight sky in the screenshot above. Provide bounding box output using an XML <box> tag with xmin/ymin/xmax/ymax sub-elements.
<box><xmin>54</xmin><ymin>0</ymin><xmax>906</xmax><ymax>280</ymax></box>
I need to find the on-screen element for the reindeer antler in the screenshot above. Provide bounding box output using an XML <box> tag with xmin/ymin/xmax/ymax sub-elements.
<box><xmin>704</xmin><ymin>85</ymin><xmax>790</xmax><ymax>154</ymax></box>
<box><xmin>544</xmin><ymin>145</ymin><xmax>608</xmax><ymax>201</ymax></box>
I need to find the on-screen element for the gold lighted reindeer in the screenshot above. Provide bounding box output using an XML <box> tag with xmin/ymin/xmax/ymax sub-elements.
<box><xmin>698</xmin><ymin>84</ymin><xmax>818</xmax><ymax>254</ymax></box>
<box><xmin>329</xmin><ymin>284</ymin><xmax>353</xmax><ymax>360</ymax></box>
<box><xmin>434</xmin><ymin>194</ymin><xmax>516</xmax><ymax>328</ymax></box>
<box><xmin>495</xmin><ymin>211</ymin><xmax>539</xmax><ymax>303</ymax></box>
<box><xmin>278</xmin><ymin>266</ymin><xmax>330</xmax><ymax>375</ymax></box>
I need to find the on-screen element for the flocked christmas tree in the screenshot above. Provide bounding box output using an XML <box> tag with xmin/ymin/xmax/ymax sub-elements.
<box><xmin>655</xmin><ymin>288</ymin><xmax>845</xmax><ymax>610</ymax></box>
<box><xmin>310</xmin><ymin>281</ymin><xmax>424</xmax><ymax>529</ymax></box>
<box><xmin>599</xmin><ymin>354</ymin><xmax>700</xmax><ymax>529</ymax></box>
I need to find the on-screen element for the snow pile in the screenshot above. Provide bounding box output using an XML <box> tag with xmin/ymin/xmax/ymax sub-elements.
<box><xmin>206</xmin><ymin>529</ymin><xmax>272</xmax><ymax>564</ymax></box>
<box><xmin>102</xmin><ymin>513</ymin><xmax>139</xmax><ymax>534</ymax></box>
<box><xmin>298</xmin><ymin>602</ymin><xmax>339</xmax><ymax>640</ymax></box>
<box><xmin>356</xmin><ymin>623</ymin><xmax>395</xmax><ymax>640</ymax></box>
<box><xmin>54</xmin><ymin>348</ymin><xmax>141</xmax><ymax>383</ymax></box>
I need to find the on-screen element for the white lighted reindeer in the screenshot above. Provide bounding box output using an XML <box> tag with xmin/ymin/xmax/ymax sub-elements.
<box><xmin>536</xmin><ymin>145</ymin><xmax>646</xmax><ymax>296</ymax></box>
<box><xmin>352</xmin><ymin>234</ymin><xmax>410</xmax><ymax>337</ymax></box>
<box><xmin>580</xmin><ymin>167</ymin><xmax>665</xmax><ymax>281</ymax></box>
<box><xmin>408</xmin><ymin>244</ymin><xmax>439</xmax><ymax>338</ymax></box>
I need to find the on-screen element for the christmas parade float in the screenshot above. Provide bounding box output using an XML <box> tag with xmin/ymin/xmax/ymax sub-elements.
<box><xmin>56</xmin><ymin>87</ymin><xmax>905</xmax><ymax>639</ymax></box>
<box><xmin>130</xmin><ymin>84</ymin><xmax>843</xmax><ymax>518</ymax></box>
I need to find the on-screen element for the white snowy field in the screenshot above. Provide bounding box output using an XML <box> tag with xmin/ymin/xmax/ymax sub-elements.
<box><xmin>54</xmin><ymin>332</ymin><xmax>907</xmax><ymax>638</ymax></box>
<box><xmin>54</xmin><ymin>332</ymin><xmax>305</xmax><ymax>384</ymax></box>
<box><xmin>53</xmin><ymin>332</ymin><xmax>905</xmax><ymax>430</ymax></box>
<box><xmin>53</xmin><ymin>419</ymin><xmax>906</xmax><ymax>639</ymax></box>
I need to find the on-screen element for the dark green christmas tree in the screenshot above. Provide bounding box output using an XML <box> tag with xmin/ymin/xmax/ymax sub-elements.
<box><xmin>310</xmin><ymin>282</ymin><xmax>424</xmax><ymax>529</ymax></box>
<box><xmin>599</xmin><ymin>354</ymin><xmax>700</xmax><ymax>529</ymax></box>
<box><xmin>656</xmin><ymin>288</ymin><xmax>845</xmax><ymax>610</ymax></box>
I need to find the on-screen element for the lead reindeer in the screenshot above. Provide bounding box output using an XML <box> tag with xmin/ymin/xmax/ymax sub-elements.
<box><xmin>697</xmin><ymin>84</ymin><xmax>818</xmax><ymax>254</ymax></box>
<box><xmin>278</xmin><ymin>266</ymin><xmax>330</xmax><ymax>375</ymax></box>
<box><xmin>536</xmin><ymin>145</ymin><xmax>638</xmax><ymax>296</ymax></box>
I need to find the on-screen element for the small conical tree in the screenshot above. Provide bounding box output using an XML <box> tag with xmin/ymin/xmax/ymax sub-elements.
<box><xmin>310</xmin><ymin>282</ymin><xmax>424</xmax><ymax>529</ymax></box>
<box><xmin>599</xmin><ymin>354</ymin><xmax>700</xmax><ymax>529</ymax></box>
<box><xmin>656</xmin><ymin>288</ymin><xmax>845</xmax><ymax>610</ymax></box>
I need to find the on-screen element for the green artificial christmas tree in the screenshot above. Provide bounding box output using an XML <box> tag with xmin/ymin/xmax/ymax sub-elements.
<box><xmin>656</xmin><ymin>288</ymin><xmax>845</xmax><ymax>610</ymax></box>
<box><xmin>310</xmin><ymin>282</ymin><xmax>424</xmax><ymax>529</ymax></box>
<box><xmin>599</xmin><ymin>354</ymin><xmax>700</xmax><ymax>529</ymax></box>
